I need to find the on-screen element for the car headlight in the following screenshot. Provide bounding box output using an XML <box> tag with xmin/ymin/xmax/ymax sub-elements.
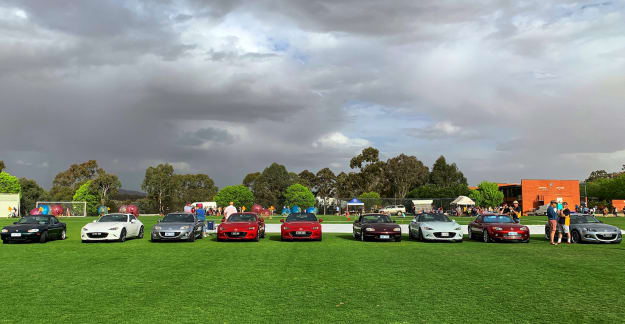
<box><xmin>109</xmin><ymin>227</ymin><xmax>119</xmax><ymax>231</ymax></box>
<box><xmin>154</xmin><ymin>226</ymin><xmax>161</xmax><ymax>230</ymax></box>
<box><xmin>494</xmin><ymin>227</ymin><xmax>503</xmax><ymax>231</ymax></box>
<box><xmin>248</xmin><ymin>227</ymin><xmax>256</xmax><ymax>230</ymax></box>
<box><xmin>365</xmin><ymin>227</ymin><xmax>375</xmax><ymax>232</ymax></box>
<box><xmin>283</xmin><ymin>226</ymin><xmax>289</xmax><ymax>230</ymax></box>
<box><xmin>454</xmin><ymin>227</ymin><xmax>462</xmax><ymax>231</ymax></box>
<box><xmin>218</xmin><ymin>226</ymin><xmax>224</xmax><ymax>231</ymax></box>
<box><xmin>82</xmin><ymin>227</ymin><xmax>88</xmax><ymax>231</ymax></box>
<box><xmin>27</xmin><ymin>229</ymin><xmax>39</xmax><ymax>233</ymax></box>
<box><xmin>180</xmin><ymin>226</ymin><xmax>190</xmax><ymax>230</ymax></box>
<box><xmin>393</xmin><ymin>228</ymin><xmax>401</xmax><ymax>232</ymax></box>
<box><xmin>2</xmin><ymin>229</ymin><xmax>8</xmax><ymax>233</ymax></box>
<box><xmin>312</xmin><ymin>226</ymin><xmax>319</xmax><ymax>230</ymax></box>
<box><xmin>520</xmin><ymin>227</ymin><xmax>528</xmax><ymax>231</ymax></box>
<box><xmin>423</xmin><ymin>227</ymin><xmax>434</xmax><ymax>231</ymax></box>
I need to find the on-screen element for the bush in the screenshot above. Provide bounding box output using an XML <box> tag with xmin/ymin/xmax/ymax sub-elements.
<box><xmin>0</xmin><ymin>172</ymin><xmax>21</xmax><ymax>194</ymax></box>
<box><xmin>359</xmin><ymin>192</ymin><xmax>382</xmax><ymax>210</ymax></box>
<box><xmin>284</xmin><ymin>184</ymin><xmax>315</xmax><ymax>209</ymax></box>
<box><xmin>73</xmin><ymin>180</ymin><xmax>99</xmax><ymax>216</ymax></box>
<box><xmin>214</xmin><ymin>185</ymin><xmax>254</xmax><ymax>210</ymax></box>
<box><xmin>469</xmin><ymin>181</ymin><xmax>503</xmax><ymax>208</ymax></box>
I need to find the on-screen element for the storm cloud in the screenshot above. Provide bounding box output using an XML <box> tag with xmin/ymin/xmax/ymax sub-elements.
<box><xmin>1</xmin><ymin>0</ymin><xmax>624</xmax><ymax>189</ymax></box>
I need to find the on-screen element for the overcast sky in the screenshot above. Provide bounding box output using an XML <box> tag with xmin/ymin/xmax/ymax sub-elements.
<box><xmin>1</xmin><ymin>1</ymin><xmax>624</xmax><ymax>190</ymax></box>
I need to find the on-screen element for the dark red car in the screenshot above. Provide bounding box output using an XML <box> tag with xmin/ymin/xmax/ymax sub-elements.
<box><xmin>217</xmin><ymin>212</ymin><xmax>265</xmax><ymax>242</ymax></box>
<box><xmin>353</xmin><ymin>213</ymin><xmax>401</xmax><ymax>242</ymax></box>
<box><xmin>468</xmin><ymin>214</ymin><xmax>530</xmax><ymax>243</ymax></box>
<box><xmin>280</xmin><ymin>213</ymin><xmax>323</xmax><ymax>241</ymax></box>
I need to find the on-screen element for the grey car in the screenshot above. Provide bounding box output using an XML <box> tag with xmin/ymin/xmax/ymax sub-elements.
<box><xmin>151</xmin><ymin>212</ymin><xmax>204</xmax><ymax>242</ymax></box>
<box><xmin>545</xmin><ymin>214</ymin><xmax>622</xmax><ymax>244</ymax></box>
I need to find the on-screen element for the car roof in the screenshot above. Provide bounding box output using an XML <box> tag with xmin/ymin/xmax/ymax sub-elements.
<box><xmin>362</xmin><ymin>213</ymin><xmax>388</xmax><ymax>216</ymax></box>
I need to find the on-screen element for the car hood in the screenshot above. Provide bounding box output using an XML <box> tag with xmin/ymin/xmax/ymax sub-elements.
<box><xmin>575</xmin><ymin>223</ymin><xmax>620</xmax><ymax>231</ymax></box>
<box><xmin>83</xmin><ymin>222</ymin><xmax>125</xmax><ymax>231</ymax></box>
<box><xmin>361</xmin><ymin>223</ymin><xmax>400</xmax><ymax>231</ymax></box>
<box><xmin>220</xmin><ymin>222</ymin><xmax>257</xmax><ymax>229</ymax></box>
<box><xmin>420</xmin><ymin>222</ymin><xmax>460</xmax><ymax>231</ymax></box>
<box><xmin>3</xmin><ymin>224</ymin><xmax>48</xmax><ymax>232</ymax></box>
<box><xmin>486</xmin><ymin>223</ymin><xmax>526</xmax><ymax>230</ymax></box>
<box><xmin>154</xmin><ymin>222</ymin><xmax>194</xmax><ymax>230</ymax></box>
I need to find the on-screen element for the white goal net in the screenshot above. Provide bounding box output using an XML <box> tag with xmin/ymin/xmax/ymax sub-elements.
<box><xmin>35</xmin><ymin>201</ymin><xmax>87</xmax><ymax>217</ymax></box>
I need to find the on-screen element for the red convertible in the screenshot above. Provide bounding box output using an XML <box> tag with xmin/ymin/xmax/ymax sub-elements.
<box><xmin>468</xmin><ymin>214</ymin><xmax>529</xmax><ymax>243</ymax></box>
<box><xmin>280</xmin><ymin>213</ymin><xmax>323</xmax><ymax>241</ymax></box>
<box><xmin>217</xmin><ymin>212</ymin><xmax>265</xmax><ymax>241</ymax></box>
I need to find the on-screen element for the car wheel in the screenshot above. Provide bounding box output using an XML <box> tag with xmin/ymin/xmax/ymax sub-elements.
<box><xmin>138</xmin><ymin>226</ymin><xmax>144</xmax><ymax>239</ymax></box>
<box><xmin>60</xmin><ymin>229</ymin><xmax>66</xmax><ymax>240</ymax></box>
<box><xmin>395</xmin><ymin>235</ymin><xmax>402</xmax><ymax>242</ymax></box>
<box><xmin>482</xmin><ymin>230</ymin><xmax>490</xmax><ymax>243</ymax></box>
<box><xmin>81</xmin><ymin>240</ymin><xmax>87</xmax><ymax>243</ymax></box>
<box><xmin>544</xmin><ymin>226</ymin><xmax>550</xmax><ymax>240</ymax></box>
<box><xmin>353</xmin><ymin>230</ymin><xmax>358</xmax><ymax>239</ymax></box>
<box><xmin>2</xmin><ymin>239</ymin><xmax>7</xmax><ymax>244</ymax></box>
<box><xmin>571</xmin><ymin>230</ymin><xmax>581</xmax><ymax>243</ymax></box>
<box><xmin>418</xmin><ymin>229</ymin><xmax>424</xmax><ymax>242</ymax></box>
<box><xmin>119</xmin><ymin>229</ymin><xmax>126</xmax><ymax>243</ymax></box>
<box><xmin>456</xmin><ymin>239</ymin><xmax>463</xmax><ymax>243</ymax></box>
<box><xmin>467</xmin><ymin>227</ymin><xmax>473</xmax><ymax>240</ymax></box>
<box><xmin>360</xmin><ymin>231</ymin><xmax>365</xmax><ymax>242</ymax></box>
<box><xmin>254</xmin><ymin>231</ymin><xmax>260</xmax><ymax>242</ymax></box>
<box><xmin>39</xmin><ymin>231</ymin><xmax>48</xmax><ymax>243</ymax></box>
<box><xmin>187</xmin><ymin>231</ymin><xmax>196</xmax><ymax>242</ymax></box>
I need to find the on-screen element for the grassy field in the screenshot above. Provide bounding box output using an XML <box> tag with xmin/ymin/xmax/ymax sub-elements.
<box><xmin>1</xmin><ymin>216</ymin><xmax>624</xmax><ymax>323</ymax></box>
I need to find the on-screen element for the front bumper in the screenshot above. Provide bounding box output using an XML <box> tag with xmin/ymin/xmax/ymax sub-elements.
<box><xmin>1</xmin><ymin>232</ymin><xmax>40</xmax><ymax>242</ymax></box>
<box><xmin>581</xmin><ymin>231</ymin><xmax>622</xmax><ymax>243</ymax></box>
<box><xmin>81</xmin><ymin>230</ymin><xmax>120</xmax><ymax>241</ymax></box>
<box><xmin>363</xmin><ymin>231</ymin><xmax>401</xmax><ymax>240</ymax></box>
<box><xmin>421</xmin><ymin>229</ymin><xmax>463</xmax><ymax>241</ymax></box>
<box><xmin>151</xmin><ymin>230</ymin><xmax>193</xmax><ymax>241</ymax></box>
<box><xmin>281</xmin><ymin>228</ymin><xmax>322</xmax><ymax>240</ymax></box>
<box><xmin>490</xmin><ymin>230</ymin><xmax>529</xmax><ymax>241</ymax></box>
<box><xmin>217</xmin><ymin>230</ymin><xmax>258</xmax><ymax>240</ymax></box>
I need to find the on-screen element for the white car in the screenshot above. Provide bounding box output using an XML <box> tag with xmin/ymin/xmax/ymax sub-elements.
<box><xmin>378</xmin><ymin>205</ymin><xmax>406</xmax><ymax>215</ymax></box>
<box><xmin>408</xmin><ymin>213</ymin><xmax>463</xmax><ymax>242</ymax></box>
<box><xmin>81</xmin><ymin>213</ymin><xmax>144</xmax><ymax>243</ymax></box>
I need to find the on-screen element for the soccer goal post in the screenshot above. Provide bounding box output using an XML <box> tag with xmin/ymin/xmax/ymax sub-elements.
<box><xmin>36</xmin><ymin>201</ymin><xmax>87</xmax><ymax>217</ymax></box>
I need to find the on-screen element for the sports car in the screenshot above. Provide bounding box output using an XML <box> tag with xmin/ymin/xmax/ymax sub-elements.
<box><xmin>468</xmin><ymin>214</ymin><xmax>529</xmax><ymax>243</ymax></box>
<box><xmin>81</xmin><ymin>213</ymin><xmax>144</xmax><ymax>243</ymax></box>
<box><xmin>280</xmin><ymin>213</ymin><xmax>323</xmax><ymax>241</ymax></box>
<box><xmin>545</xmin><ymin>214</ymin><xmax>622</xmax><ymax>244</ymax></box>
<box><xmin>353</xmin><ymin>213</ymin><xmax>401</xmax><ymax>241</ymax></box>
<box><xmin>217</xmin><ymin>212</ymin><xmax>265</xmax><ymax>241</ymax></box>
<box><xmin>408</xmin><ymin>213</ymin><xmax>463</xmax><ymax>242</ymax></box>
<box><xmin>1</xmin><ymin>215</ymin><xmax>66</xmax><ymax>243</ymax></box>
<box><xmin>151</xmin><ymin>213</ymin><xmax>203</xmax><ymax>242</ymax></box>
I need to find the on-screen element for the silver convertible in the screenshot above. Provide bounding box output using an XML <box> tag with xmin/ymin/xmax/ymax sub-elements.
<box><xmin>545</xmin><ymin>214</ymin><xmax>622</xmax><ymax>244</ymax></box>
<box><xmin>408</xmin><ymin>213</ymin><xmax>463</xmax><ymax>242</ymax></box>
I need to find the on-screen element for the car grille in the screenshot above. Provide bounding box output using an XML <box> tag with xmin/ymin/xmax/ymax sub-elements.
<box><xmin>290</xmin><ymin>231</ymin><xmax>312</xmax><ymax>237</ymax></box>
<box><xmin>226</xmin><ymin>232</ymin><xmax>248</xmax><ymax>238</ymax></box>
<box><xmin>87</xmin><ymin>232</ymin><xmax>108</xmax><ymax>238</ymax></box>
<box><xmin>160</xmin><ymin>232</ymin><xmax>181</xmax><ymax>237</ymax></box>
<box><xmin>597</xmin><ymin>234</ymin><xmax>616</xmax><ymax>240</ymax></box>
<box><xmin>433</xmin><ymin>232</ymin><xmax>456</xmax><ymax>238</ymax></box>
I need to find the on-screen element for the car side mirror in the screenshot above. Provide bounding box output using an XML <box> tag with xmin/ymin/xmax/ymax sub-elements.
<box><xmin>280</xmin><ymin>219</ymin><xmax>284</xmax><ymax>223</ymax></box>
<box><xmin>319</xmin><ymin>219</ymin><xmax>323</xmax><ymax>223</ymax></box>
<box><xmin>92</xmin><ymin>220</ymin><xmax>97</xmax><ymax>223</ymax></box>
<box><xmin>221</xmin><ymin>217</ymin><xmax>226</xmax><ymax>222</ymax></box>
<box><xmin>259</xmin><ymin>218</ymin><xmax>264</xmax><ymax>223</ymax></box>
<box><xmin>392</xmin><ymin>220</ymin><xmax>396</xmax><ymax>223</ymax></box>
<box><xmin>131</xmin><ymin>220</ymin><xmax>136</xmax><ymax>223</ymax></box>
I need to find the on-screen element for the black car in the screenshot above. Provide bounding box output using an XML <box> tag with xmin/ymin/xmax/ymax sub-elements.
<box><xmin>352</xmin><ymin>213</ymin><xmax>402</xmax><ymax>241</ymax></box>
<box><xmin>1</xmin><ymin>215</ymin><xmax>67</xmax><ymax>243</ymax></box>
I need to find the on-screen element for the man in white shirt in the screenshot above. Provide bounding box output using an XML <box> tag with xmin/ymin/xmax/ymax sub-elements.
<box><xmin>223</xmin><ymin>202</ymin><xmax>237</xmax><ymax>221</ymax></box>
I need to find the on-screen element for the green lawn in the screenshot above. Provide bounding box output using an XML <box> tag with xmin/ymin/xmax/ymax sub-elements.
<box><xmin>1</xmin><ymin>216</ymin><xmax>624</xmax><ymax>323</ymax></box>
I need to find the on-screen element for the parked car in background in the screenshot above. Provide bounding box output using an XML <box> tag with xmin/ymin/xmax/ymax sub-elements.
<box><xmin>528</xmin><ymin>205</ymin><xmax>549</xmax><ymax>216</ymax></box>
<box><xmin>408</xmin><ymin>213</ymin><xmax>463</xmax><ymax>242</ymax></box>
<box><xmin>468</xmin><ymin>214</ymin><xmax>530</xmax><ymax>243</ymax></box>
<box><xmin>1</xmin><ymin>215</ymin><xmax>66</xmax><ymax>243</ymax></box>
<box><xmin>280</xmin><ymin>213</ymin><xmax>323</xmax><ymax>241</ymax></box>
<box><xmin>217</xmin><ymin>212</ymin><xmax>265</xmax><ymax>241</ymax></box>
<box><xmin>378</xmin><ymin>205</ymin><xmax>406</xmax><ymax>215</ymax></box>
<box><xmin>353</xmin><ymin>213</ymin><xmax>401</xmax><ymax>241</ymax></box>
<box><xmin>151</xmin><ymin>213</ymin><xmax>203</xmax><ymax>242</ymax></box>
<box><xmin>545</xmin><ymin>214</ymin><xmax>622</xmax><ymax>244</ymax></box>
<box><xmin>81</xmin><ymin>213</ymin><xmax>144</xmax><ymax>243</ymax></box>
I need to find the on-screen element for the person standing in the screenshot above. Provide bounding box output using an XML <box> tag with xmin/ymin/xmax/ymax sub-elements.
<box><xmin>223</xmin><ymin>202</ymin><xmax>237</xmax><ymax>221</ymax></box>
<box><xmin>547</xmin><ymin>200</ymin><xmax>559</xmax><ymax>245</ymax></box>
<box><xmin>557</xmin><ymin>202</ymin><xmax>571</xmax><ymax>244</ymax></box>
<box><xmin>501</xmin><ymin>203</ymin><xmax>510</xmax><ymax>215</ymax></box>
<box><xmin>510</xmin><ymin>201</ymin><xmax>522</xmax><ymax>223</ymax></box>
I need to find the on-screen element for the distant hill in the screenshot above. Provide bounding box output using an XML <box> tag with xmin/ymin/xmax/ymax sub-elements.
<box><xmin>113</xmin><ymin>189</ymin><xmax>147</xmax><ymax>200</ymax></box>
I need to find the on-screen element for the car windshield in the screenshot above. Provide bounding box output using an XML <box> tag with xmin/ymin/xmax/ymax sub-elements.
<box><xmin>570</xmin><ymin>215</ymin><xmax>600</xmax><ymax>224</ymax></box>
<box><xmin>419</xmin><ymin>214</ymin><xmax>451</xmax><ymax>222</ymax></box>
<box><xmin>98</xmin><ymin>214</ymin><xmax>127</xmax><ymax>222</ymax></box>
<box><xmin>483</xmin><ymin>215</ymin><xmax>514</xmax><ymax>223</ymax></box>
<box><xmin>227</xmin><ymin>213</ymin><xmax>257</xmax><ymax>222</ymax></box>
<box><xmin>286</xmin><ymin>213</ymin><xmax>318</xmax><ymax>222</ymax></box>
<box><xmin>162</xmin><ymin>213</ymin><xmax>195</xmax><ymax>223</ymax></box>
<box><xmin>362</xmin><ymin>215</ymin><xmax>392</xmax><ymax>223</ymax></box>
<box><xmin>17</xmin><ymin>216</ymin><xmax>50</xmax><ymax>224</ymax></box>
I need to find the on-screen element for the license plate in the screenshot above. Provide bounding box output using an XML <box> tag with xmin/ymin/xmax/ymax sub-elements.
<box><xmin>380</xmin><ymin>235</ymin><xmax>390</xmax><ymax>239</ymax></box>
<box><xmin>441</xmin><ymin>233</ymin><xmax>449</xmax><ymax>237</ymax></box>
<box><xmin>11</xmin><ymin>233</ymin><xmax>21</xmax><ymax>237</ymax></box>
<box><xmin>296</xmin><ymin>231</ymin><xmax>306</xmax><ymax>235</ymax></box>
<box><xmin>164</xmin><ymin>232</ymin><xmax>175</xmax><ymax>237</ymax></box>
<box><xmin>232</xmin><ymin>232</ymin><xmax>240</xmax><ymax>236</ymax></box>
<box><xmin>508</xmin><ymin>232</ymin><xmax>518</xmax><ymax>236</ymax></box>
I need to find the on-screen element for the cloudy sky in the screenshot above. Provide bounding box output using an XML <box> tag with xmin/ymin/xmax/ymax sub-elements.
<box><xmin>1</xmin><ymin>0</ymin><xmax>624</xmax><ymax>190</ymax></box>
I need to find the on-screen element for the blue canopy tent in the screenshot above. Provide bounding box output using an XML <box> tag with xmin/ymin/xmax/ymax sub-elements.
<box><xmin>347</xmin><ymin>198</ymin><xmax>365</xmax><ymax>214</ymax></box>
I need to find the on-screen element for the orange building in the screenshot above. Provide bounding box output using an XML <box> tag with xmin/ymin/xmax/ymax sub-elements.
<box><xmin>612</xmin><ymin>200</ymin><xmax>625</xmax><ymax>211</ymax></box>
<box><xmin>498</xmin><ymin>180</ymin><xmax>580</xmax><ymax>213</ymax></box>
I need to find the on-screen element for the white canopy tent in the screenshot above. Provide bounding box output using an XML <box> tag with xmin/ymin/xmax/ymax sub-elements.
<box><xmin>412</xmin><ymin>200</ymin><xmax>433</xmax><ymax>212</ymax></box>
<box><xmin>451</xmin><ymin>196</ymin><xmax>475</xmax><ymax>206</ymax></box>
